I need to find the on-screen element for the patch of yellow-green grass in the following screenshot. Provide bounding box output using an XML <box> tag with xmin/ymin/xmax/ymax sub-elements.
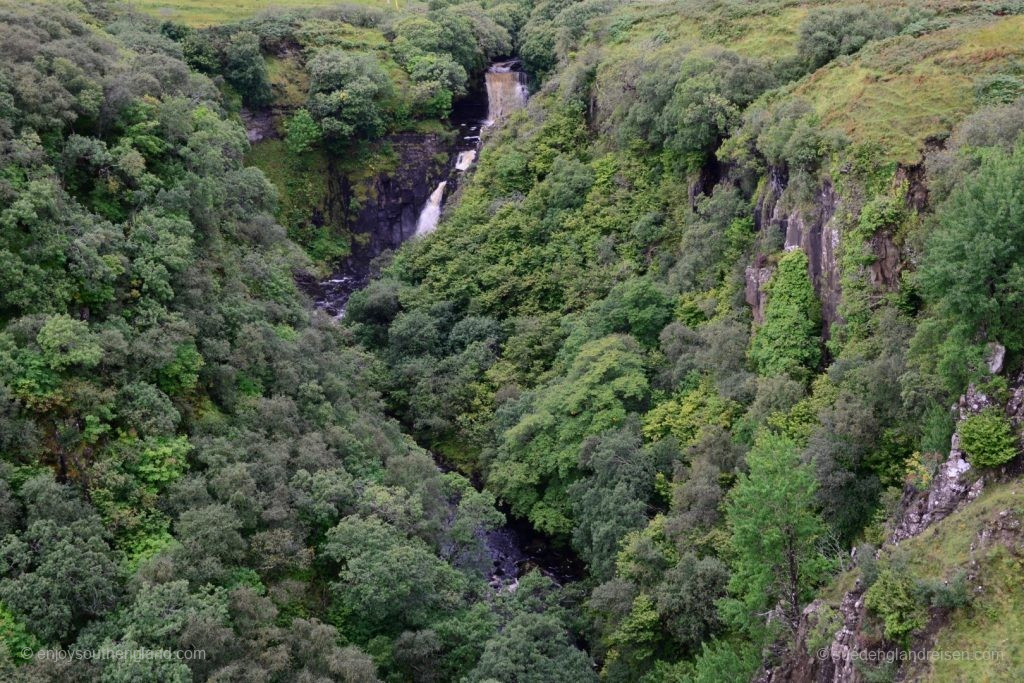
<box><xmin>819</xmin><ymin>566</ymin><xmax>859</xmax><ymax>604</ymax></box>
<box><xmin>266</xmin><ymin>54</ymin><xmax>308</xmax><ymax>109</ymax></box>
<box><xmin>925</xmin><ymin>548</ymin><xmax>1024</xmax><ymax>682</ymax></box>
<box><xmin>880</xmin><ymin>483</ymin><xmax>1024</xmax><ymax>680</ymax></box>
<box><xmin>129</xmin><ymin>0</ymin><xmax>395</xmax><ymax>28</ymax></box>
<box><xmin>795</xmin><ymin>15</ymin><xmax>1024</xmax><ymax>164</ymax></box>
<box><xmin>292</xmin><ymin>18</ymin><xmax>388</xmax><ymax>51</ymax></box>
<box><xmin>896</xmin><ymin>482</ymin><xmax>1024</xmax><ymax>578</ymax></box>
<box><xmin>814</xmin><ymin>483</ymin><xmax>1024</xmax><ymax>624</ymax></box>
<box><xmin>728</xmin><ymin>6</ymin><xmax>806</xmax><ymax>59</ymax></box>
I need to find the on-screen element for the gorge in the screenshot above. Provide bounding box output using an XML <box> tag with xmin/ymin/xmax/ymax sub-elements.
<box><xmin>301</xmin><ymin>60</ymin><xmax>530</xmax><ymax>316</ymax></box>
<box><xmin>7</xmin><ymin>2</ymin><xmax>1024</xmax><ymax>680</ymax></box>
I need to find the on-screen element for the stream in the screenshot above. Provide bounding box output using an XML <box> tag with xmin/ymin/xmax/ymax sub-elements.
<box><xmin>305</xmin><ymin>60</ymin><xmax>581</xmax><ymax>589</ymax></box>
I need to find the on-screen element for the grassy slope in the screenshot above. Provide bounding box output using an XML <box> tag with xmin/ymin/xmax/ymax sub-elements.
<box><xmin>799</xmin><ymin>15</ymin><xmax>1024</xmax><ymax>164</ymax></box>
<box><xmin>128</xmin><ymin>0</ymin><xmax>399</xmax><ymax>27</ymax></box>
<box><xmin>816</xmin><ymin>483</ymin><xmax>1024</xmax><ymax>680</ymax></box>
<box><xmin>579</xmin><ymin>3</ymin><xmax>1024</xmax><ymax>676</ymax></box>
<box><xmin>591</xmin><ymin>1</ymin><xmax>1024</xmax><ymax>164</ymax></box>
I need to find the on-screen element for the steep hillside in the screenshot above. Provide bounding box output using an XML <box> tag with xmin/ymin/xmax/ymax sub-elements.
<box><xmin>4</xmin><ymin>0</ymin><xmax>1024</xmax><ymax>681</ymax></box>
<box><xmin>347</xmin><ymin>0</ymin><xmax>1024</xmax><ymax>680</ymax></box>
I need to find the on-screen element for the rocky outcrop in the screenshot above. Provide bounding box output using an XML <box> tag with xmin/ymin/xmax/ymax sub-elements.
<box><xmin>240</xmin><ymin>107</ymin><xmax>278</xmax><ymax>143</ymax></box>
<box><xmin>753</xmin><ymin>172</ymin><xmax>841</xmax><ymax>333</ymax></box>
<box><xmin>889</xmin><ymin>384</ymin><xmax>996</xmax><ymax>543</ymax></box>
<box><xmin>298</xmin><ymin>132</ymin><xmax>451</xmax><ymax>314</ymax></box>
<box><xmin>750</xmin><ymin>167</ymin><xmax>918</xmax><ymax>336</ymax></box>
<box><xmin>867</xmin><ymin>231</ymin><xmax>900</xmax><ymax>291</ymax></box>
<box><xmin>759</xmin><ymin>365</ymin><xmax>1024</xmax><ymax>683</ymax></box>
<box><xmin>745</xmin><ymin>255</ymin><xmax>774</xmax><ymax>324</ymax></box>
<box><xmin>779</xmin><ymin>182</ymin><xmax>842</xmax><ymax>329</ymax></box>
<box><xmin>889</xmin><ymin>447</ymin><xmax>983</xmax><ymax>544</ymax></box>
<box><xmin>757</xmin><ymin>590</ymin><xmax>869</xmax><ymax>683</ymax></box>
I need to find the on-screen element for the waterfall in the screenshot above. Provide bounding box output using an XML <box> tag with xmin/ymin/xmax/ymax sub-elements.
<box><xmin>485</xmin><ymin>60</ymin><xmax>528</xmax><ymax>125</ymax></box>
<box><xmin>307</xmin><ymin>60</ymin><xmax>528</xmax><ymax>313</ymax></box>
<box><xmin>455</xmin><ymin>149</ymin><xmax>477</xmax><ymax>171</ymax></box>
<box><xmin>414</xmin><ymin>181</ymin><xmax>447</xmax><ymax>236</ymax></box>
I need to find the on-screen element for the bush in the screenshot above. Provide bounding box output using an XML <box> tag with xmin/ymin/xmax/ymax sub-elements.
<box><xmin>285</xmin><ymin>109</ymin><xmax>320</xmax><ymax>154</ymax></box>
<box><xmin>797</xmin><ymin>6</ymin><xmax>911</xmax><ymax>71</ymax></box>
<box><xmin>223</xmin><ymin>31</ymin><xmax>272</xmax><ymax>106</ymax></box>
<box><xmin>748</xmin><ymin>250</ymin><xmax>821</xmax><ymax>381</ymax></box>
<box><xmin>864</xmin><ymin>567</ymin><xmax>927</xmax><ymax>643</ymax></box>
<box><xmin>974</xmin><ymin>75</ymin><xmax>1024</xmax><ymax>106</ymax></box>
<box><xmin>307</xmin><ymin>49</ymin><xmax>394</xmax><ymax>144</ymax></box>
<box><xmin>958</xmin><ymin>409</ymin><xmax>1018</xmax><ymax>468</ymax></box>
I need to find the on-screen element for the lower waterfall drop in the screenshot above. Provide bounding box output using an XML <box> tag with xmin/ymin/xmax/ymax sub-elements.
<box><xmin>455</xmin><ymin>149</ymin><xmax>477</xmax><ymax>171</ymax></box>
<box><xmin>414</xmin><ymin>181</ymin><xmax>447</xmax><ymax>236</ymax></box>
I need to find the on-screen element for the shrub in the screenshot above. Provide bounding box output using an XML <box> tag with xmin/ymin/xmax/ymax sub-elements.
<box><xmin>223</xmin><ymin>31</ymin><xmax>272</xmax><ymax>107</ymax></box>
<box><xmin>958</xmin><ymin>409</ymin><xmax>1018</xmax><ymax>468</ymax></box>
<box><xmin>285</xmin><ymin>109</ymin><xmax>320</xmax><ymax>154</ymax></box>
<box><xmin>864</xmin><ymin>567</ymin><xmax>927</xmax><ymax>643</ymax></box>
<box><xmin>748</xmin><ymin>249</ymin><xmax>821</xmax><ymax>381</ymax></box>
<box><xmin>797</xmin><ymin>6</ymin><xmax>911</xmax><ymax>71</ymax></box>
<box><xmin>974</xmin><ymin>75</ymin><xmax>1024</xmax><ymax>106</ymax></box>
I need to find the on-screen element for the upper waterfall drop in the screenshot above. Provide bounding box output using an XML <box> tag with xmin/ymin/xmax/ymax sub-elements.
<box><xmin>485</xmin><ymin>60</ymin><xmax>528</xmax><ymax>125</ymax></box>
<box><xmin>414</xmin><ymin>181</ymin><xmax>447</xmax><ymax>237</ymax></box>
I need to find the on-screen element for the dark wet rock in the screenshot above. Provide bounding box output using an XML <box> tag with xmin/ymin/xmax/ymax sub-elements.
<box><xmin>240</xmin><ymin>107</ymin><xmax>278</xmax><ymax>143</ymax></box>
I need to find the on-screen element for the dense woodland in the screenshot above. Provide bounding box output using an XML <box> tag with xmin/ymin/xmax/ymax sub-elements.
<box><xmin>3</xmin><ymin>0</ymin><xmax>1024</xmax><ymax>681</ymax></box>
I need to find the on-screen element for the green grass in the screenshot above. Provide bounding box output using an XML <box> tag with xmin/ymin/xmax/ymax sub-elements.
<box><xmin>927</xmin><ymin>548</ymin><xmax>1024</xmax><ymax>682</ymax></box>
<box><xmin>899</xmin><ymin>483</ymin><xmax>1024</xmax><ymax>681</ymax></box>
<box><xmin>796</xmin><ymin>15</ymin><xmax>1024</xmax><ymax>163</ymax></box>
<box><xmin>128</xmin><ymin>0</ymin><xmax>397</xmax><ymax>27</ymax></box>
<box><xmin>245</xmin><ymin>139</ymin><xmax>349</xmax><ymax>267</ymax></box>
<box><xmin>265</xmin><ymin>55</ymin><xmax>309</xmax><ymax>108</ymax></box>
<box><xmin>814</xmin><ymin>483</ymin><xmax>1024</xmax><ymax>681</ymax></box>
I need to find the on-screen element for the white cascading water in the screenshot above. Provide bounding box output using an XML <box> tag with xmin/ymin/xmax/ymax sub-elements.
<box><xmin>412</xmin><ymin>61</ymin><xmax>526</xmax><ymax>240</ymax></box>
<box><xmin>414</xmin><ymin>181</ymin><xmax>447</xmax><ymax>236</ymax></box>
<box><xmin>455</xmin><ymin>149</ymin><xmax>477</xmax><ymax>171</ymax></box>
<box><xmin>484</xmin><ymin>61</ymin><xmax>529</xmax><ymax>125</ymax></box>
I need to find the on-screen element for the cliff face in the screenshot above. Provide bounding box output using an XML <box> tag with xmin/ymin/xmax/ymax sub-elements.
<box><xmin>333</xmin><ymin>132</ymin><xmax>450</xmax><ymax>261</ymax></box>
<box><xmin>747</xmin><ymin>167</ymin><xmax>909</xmax><ymax>337</ymax></box>
<box><xmin>748</xmin><ymin>169</ymin><xmax>842</xmax><ymax>335</ymax></box>
<box><xmin>297</xmin><ymin>132</ymin><xmax>451</xmax><ymax>313</ymax></box>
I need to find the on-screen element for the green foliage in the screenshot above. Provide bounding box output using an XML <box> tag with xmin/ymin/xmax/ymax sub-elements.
<box><xmin>0</xmin><ymin>604</ymin><xmax>40</xmax><ymax>663</ymax></box>
<box><xmin>748</xmin><ymin>250</ymin><xmax>821</xmax><ymax>381</ymax></box>
<box><xmin>974</xmin><ymin>74</ymin><xmax>1024</xmax><ymax>106</ymax></box>
<box><xmin>284</xmin><ymin>108</ymin><xmax>321</xmax><ymax>155</ymax></box>
<box><xmin>466</xmin><ymin>611</ymin><xmax>597</xmax><ymax>683</ymax></box>
<box><xmin>723</xmin><ymin>432</ymin><xmax>830</xmax><ymax>629</ymax></box>
<box><xmin>36</xmin><ymin>315</ymin><xmax>103</xmax><ymax>371</ymax></box>
<box><xmin>688</xmin><ymin>638</ymin><xmax>763</xmax><ymax>683</ymax></box>
<box><xmin>864</xmin><ymin>566</ymin><xmax>927</xmax><ymax>643</ymax></box>
<box><xmin>491</xmin><ymin>334</ymin><xmax>649</xmax><ymax>536</ymax></box>
<box><xmin>916</xmin><ymin>140</ymin><xmax>1024</xmax><ymax>389</ymax></box>
<box><xmin>797</xmin><ymin>6</ymin><xmax>913</xmax><ymax>71</ymax></box>
<box><xmin>158</xmin><ymin>344</ymin><xmax>204</xmax><ymax>395</ymax></box>
<box><xmin>322</xmin><ymin>515</ymin><xmax>467</xmax><ymax>639</ymax></box>
<box><xmin>307</xmin><ymin>49</ymin><xmax>394</xmax><ymax>144</ymax></box>
<box><xmin>642</xmin><ymin>379</ymin><xmax>739</xmax><ymax>446</ymax></box>
<box><xmin>959</xmin><ymin>409</ymin><xmax>1018</xmax><ymax>468</ymax></box>
<box><xmin>603</xmin><ymin>593</ymin><xmax>661</xmax><ymax>676</ymax></box>
<box><xmin>9</xmin><ymin>0</ymin><xmax>1024</xmax><ymax>678</ymax></box>
<box><xmin>223</xmin><ymin>31</ymin><xmax>272</xmax><ymax>106</ymax></box>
